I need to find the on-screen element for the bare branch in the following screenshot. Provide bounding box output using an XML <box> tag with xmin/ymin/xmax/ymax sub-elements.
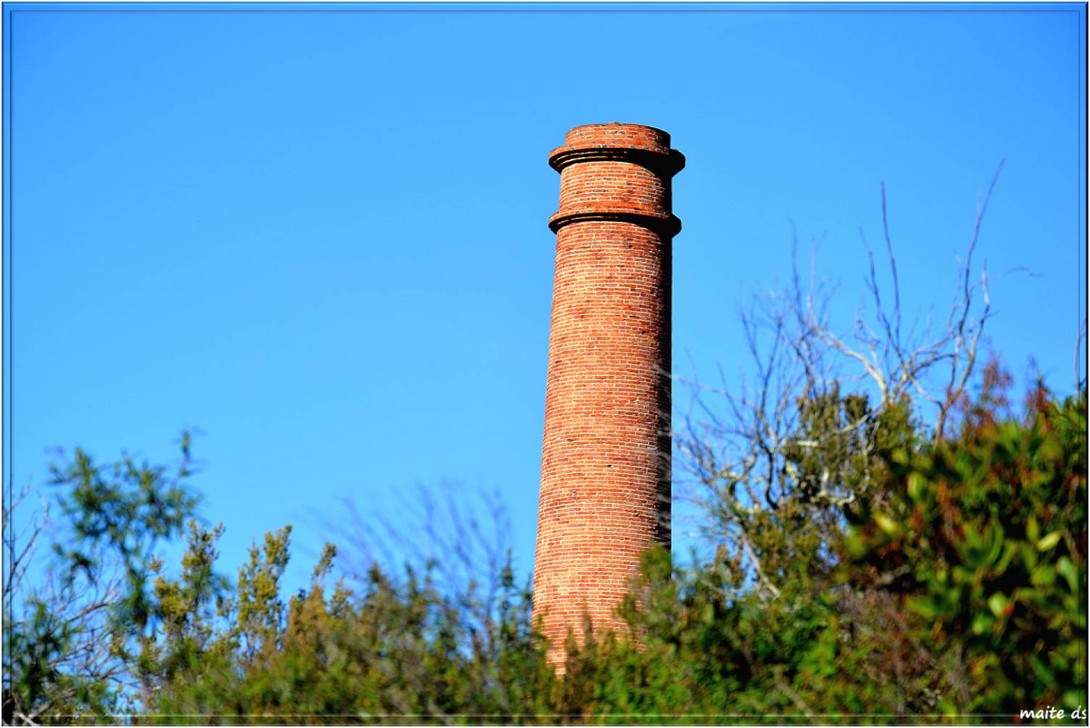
<box><xmin>880</xmin><ymin>182</ymin><xmax>904</xmax><ymax>352</ymax></box>
<box><xmin>677</xmin><ymin>167</ymin><xmax>1006</xmax><ymax>599</ymax></box>
<box><xmin>1077</xmin><ymin>317</ymin><xmax>1088</xmax><ymax>392</ymax></box>
<box><xmin>933</xmin><ymin>162</ymin><xmax>1003</xmax><ymax>437</ymax></box>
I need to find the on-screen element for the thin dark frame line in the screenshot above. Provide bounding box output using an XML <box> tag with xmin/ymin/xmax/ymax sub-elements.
<box><xmin>3</xmin><ymin>2</ymin><xmax>14</xmax><ymax>691</ymax></box>
<box><xmin>2</xmin><ymin>2</ymin><xmax>1085</xmax><ymax>14</ymax></box>
<box><xmin>1079</xmin><ymin>2</ymin><xmax>1089</xmax><ymax>392</ymax></box>
<box><xmin>40</xmin><ymin>711</ymin><xmax>1028</xmax><ymax>719</ymax></box>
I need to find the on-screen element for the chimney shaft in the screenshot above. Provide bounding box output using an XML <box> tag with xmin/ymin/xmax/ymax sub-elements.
<box><xmin>532</xmin><ymin>123</ymin><xmax>683</xmax><ymax>656</ymax></box>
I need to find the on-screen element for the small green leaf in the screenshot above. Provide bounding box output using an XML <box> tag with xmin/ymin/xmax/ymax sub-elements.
<box><xmin>994</xmin><ymin>541</ymin><xmax>1016</xmax><ymax>574</ymax></box>
<box><xmin>1021</xmin><ymin>542</ymin><xmax>1039</xmax><ymax>570</ymax></box>
<box><xmin>875</xmin><ymin>513</ymin><xmax>900</xmax><ymax>536</ymax></box>
<box><xmin>987</xmin><ymin>592</ymin><xmax>1009</xmax><ymax>618</ymax></box>
<box><xmin>906</xmin><ymin>596</ymin><xmax>938</xmax><ymax>619</ymax></box>
<box><xmin>1026</xmin><ymin>515</ymin><xmax>1040</xmax><ymax>542</ymax></box>
<box><xmin>1062</xmin><ymin>690</ymin><xmax>1085</xmax><ymax>712</ymax></box>
<box><xmin>907</xmin><ymin>473</ymin><xmax>926</xmax><ymax>501</ymax></box>
<box><xmin>1036</xmin><ymin>531</ymin><xmax>1062</xmax><ymax>552</ymax></box>
<box><xmin>1031</xmin><ymin>565</ymin><xmax>1057</xmax><ymax>587</ymax></box>
<box><xmin>984</xmin><ymin>523</ymin><xmax>1005</xmax><ymax>566</ymax></box>
<box><xmin>1056</xmin><ymin>557</ymin><xmax>1078</xmax><ymax>592</ymax></box>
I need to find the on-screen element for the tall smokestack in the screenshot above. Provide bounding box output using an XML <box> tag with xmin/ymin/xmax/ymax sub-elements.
<box><xmin>532</xmin><ymin>123</ymin><xmax>684</xmax><ymax>655</ymax></box>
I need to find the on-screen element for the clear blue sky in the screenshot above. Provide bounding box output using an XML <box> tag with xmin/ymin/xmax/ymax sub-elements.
<box><xmin>5</xmin><ymin>2</ymin><xmax>1086</xmax><ymax>594</ymax></box>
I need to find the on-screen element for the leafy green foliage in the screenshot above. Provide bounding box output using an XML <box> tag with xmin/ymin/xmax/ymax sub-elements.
<box><xmin>848</xmin><ymin>368</ymin><xmax>1087</xmax><ymax>715</ymax></box>
<box><xmin>150</xmin><ymin>530</ymin><xmax>558</xmax><ymax>725</ymax></box>
<box><xmin>3</xmin><ymin>436</ymin><xmax>203</xmax><ymax>724</ymax></box>
<box><xmin>139</xmin><ymin>521</ymin><xmax>230</xmax><ymax>693</ymax></box>
<box><xmin>548</xmin><ymin>372</ymin><xmax>1085</xmax><ymax>724</ymax></box>
<box><xmin>5</xmin><ymin>377</ymin><xmax>1085</xmax><ymax>724</ymax></box>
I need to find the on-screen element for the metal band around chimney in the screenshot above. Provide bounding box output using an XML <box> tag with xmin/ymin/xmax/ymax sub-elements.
<box><xmin>548</xmin><ymin>146</ymin><xmax>686</xmax><ymax>177</ymax></box>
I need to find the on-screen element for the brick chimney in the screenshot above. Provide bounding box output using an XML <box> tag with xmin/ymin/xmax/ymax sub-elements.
<box><xmin>532</xmin><ymin>123</ymin><xmax>684</xmax><ymax>657</ymax></box>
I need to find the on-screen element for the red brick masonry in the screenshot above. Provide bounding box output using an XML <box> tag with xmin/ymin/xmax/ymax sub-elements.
<box><xmin>533</xmin><ymin>123</ymin><xmax>684</xmax><ymax>656</ymax></box>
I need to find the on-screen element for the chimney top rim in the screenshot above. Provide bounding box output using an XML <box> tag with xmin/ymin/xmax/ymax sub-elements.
<box><xmin>567</xmin><ymin>121</ymin><xmax>671</xmax><ymax>135</ymax></box>
<box><xmin>548</xmin><ymin>146</ymin><xmax>685</xmax><ymax>177</ymax></box>
<box><xmin>559</xmin><ymin>123</ymin><xmax>676</xmax><ymax>154</ymax></box>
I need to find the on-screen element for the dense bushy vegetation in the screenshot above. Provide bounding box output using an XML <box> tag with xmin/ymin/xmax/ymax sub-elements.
<box><xmin>5</xmin><ymin>372</ymin><xmax>1083</xmax><ymax>725</ymax></box>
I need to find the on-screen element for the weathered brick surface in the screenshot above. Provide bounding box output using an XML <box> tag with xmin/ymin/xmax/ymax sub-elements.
<box><xmin>533</xmin><ymin>123</ymin><xmax>683</xmax><ymax>658</ymax></box>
